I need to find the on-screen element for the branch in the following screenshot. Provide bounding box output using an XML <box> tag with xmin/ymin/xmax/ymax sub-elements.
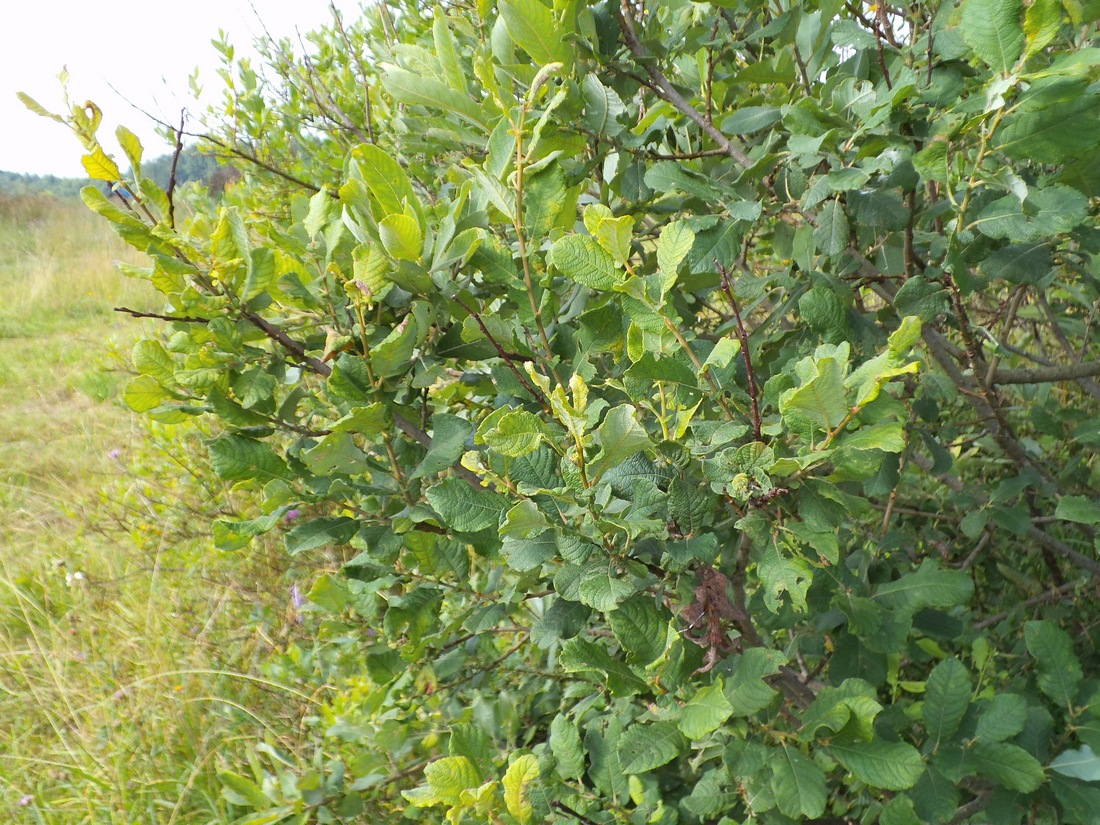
<box><xmin>114</xmin><ymin>307</ymin><xmax>209</xmax><ymax>324</ymax></box>
<box><xmin>975</xmin><ymin>580</ymin><xmax>1088</xmax><ymax>630</ymax></box>
<box><xmin>167</xmin><ymin>109</ymin><xmax>185</xmax><ymax>229</ymax></box>
<box><xmin>552</xmin><ymin>802</ymin><xmax>603</xmax><ymax>825</ymax></box>
<box><xmin>453</xmin><ymin>297</ymin><xmax>550</xmax><ymax>413</ymax></box>
<box><xmin>613</xmin><ymin>4</ymin><xmax>752</xmax><ymax>168</ymax></box>
<box><xmin>718</xmin><ymin>261</ymin><xmax>762</xmax><ymax>441</ymax></box>
<box><xmin>990</xmin><ymin>361</ymin><xmax>1100</xmax><ymax>384</ymax></box>
<box><xmin>196</xmin><ymin>133</ymin><xmax>330</xmax><ymax>195</ymax></box>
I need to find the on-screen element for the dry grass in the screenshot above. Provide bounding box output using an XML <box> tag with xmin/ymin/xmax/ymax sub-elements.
<box><xmin>0</xmin><ymin>194</ymin><xmax>155</xmax><ymax>339</ymax></box>
<box><xmin>0</xmin><ymin>195</ymin><xmax>317</xmax><ymax>823</ymax></box>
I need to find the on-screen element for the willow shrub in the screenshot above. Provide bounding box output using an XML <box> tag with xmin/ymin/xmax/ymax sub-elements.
<box><xmin>26</xmin><ymin>0</ymin><xmax>1100</xmax><ymax>821</ymax></box>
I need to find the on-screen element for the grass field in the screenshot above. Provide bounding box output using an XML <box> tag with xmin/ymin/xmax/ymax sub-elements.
<box><xmin>0</xmin><ymin>195</ymin><xmax>318</xmax><ymax>823</ymax></box>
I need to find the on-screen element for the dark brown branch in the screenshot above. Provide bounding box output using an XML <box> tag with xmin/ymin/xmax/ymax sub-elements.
<box><xmin>614</xmin><ymin>4</ymin><xmax>752</xmax><ymax>169</ymax></box>
<box><xmin>453</xmin><ymin>298</ymin><xmax>550</xmax><ymax>413</ymax></box>
<box><xmin>166</xmin><ymin>109</ymin><xmax>185</xmax><ymax>229</ymax></box>
<box><xmin>193</xmin><ymin>133</ymin><xmax>329</xmax><ymax>195</ymax></box>
<box><xmin>114</xmin><ymin>307</ymin><xmax>209</xmax><ymax>324</ymax></box>
<box><xmin>552</xmin><ymin>801</ymin><xmax>603</xmax><ymax>825</ymax></box>
<box><xmin>975</xmin><ymin>581</ymin><xmax>1087</xmax><ymax>630</ymax></box>
<box><xmin>242</xmin><ymin>309</ymin><xmax>331</xmax><ymax>376</ymax></box>
<box><xmin>717</xmin><ymin>262</ymin><xmax>762</xmax><ymax>441</ymax></box>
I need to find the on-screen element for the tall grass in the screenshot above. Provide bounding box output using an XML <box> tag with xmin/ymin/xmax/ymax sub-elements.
<box><xmin>0</xmin><ymin>195</ymin><xmax>322</xmax><ymax>823</ymax></box>
<box><xmin>0</xmin><ymin>194</ymin><xmax>155</xmax><ymax>338</ymax></box>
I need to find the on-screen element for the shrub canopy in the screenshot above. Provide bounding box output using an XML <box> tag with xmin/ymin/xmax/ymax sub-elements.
<box><xmin>29</xmin><ymin>0</ymin><xmax>1100</xmax><ymax>821</ymax></box>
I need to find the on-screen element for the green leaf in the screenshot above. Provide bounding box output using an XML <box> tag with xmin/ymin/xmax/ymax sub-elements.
<box><xmin>584</xmin><ymin>205</ymin><xmax>634</xmax><ymax>265</ymax></box>
<box><xmin>531</xmin><ymin>598</ymin><xmax>590</xmax><ymax>648</ymax></box>
<box><xmin>827</xmin><ymin>740</ymin><xmax>924</xmax><ymax>790</ymax></box>
<box><xmin>448</xmin><ymin>724</ymin><xmax>492</xmax><ymax>778</ymax></box>
<box><xmin>501</xmin><ymin>532</ymin><xmax>557</xmax><ymax>571</ymax></box>
<box><xmin>582</xmin><ymin>74</ymin><xmax>626</xmax><ymax>137</ymax></box>
<box><xmin>1025</xmin><ymin>620</ymin><xmax>1083</xmax><ymax>706</ymax></box>
<box><xmin>680</xmin><ymin>680</ymin><xmax>734</xmax><ymax>739</ymax></box>
<box><xmin>219</xmin><ymin>770</ymin><xmax>269</xmax><ymax>808</ymax></box>
<box><xmin>970</xmin><ymin>741</ymin><xmax>1045</xmax><ymax>792</ymax></box>
<box><xmin>499</xmin><ymin>500</ymin><xmax>550</xmax><ymax>539</ymax></box>
<box><xmin>893</xmin><ymin>277</ymin><xmax>949</xmax><ymax>322</ymax></box>
<box><xmin>548</xmin><ymin>234</ymin><xmax>626</xmax><ymax>290</ymax></box>
<box><xmin>721</xmin><ymin>106</ymin><xmax>783</xmax><ymax>134</ymax></box>
<box><xmin>576</xmin><ymin>561</ymin><xmax>635</xmax><ymax>612</ymax></box>
<box><xmin>779</xmin><ymin>351</ymin><xmax>849</xmax><ymax>432</ymax></box>
<box><xmin>1051</xmin><ymin>745</ymin><xmax>1100</xmax><ymax>782</ymax></box>
<box><xmin>503</xmin><ymin>754</ymin><xmax>540</xmax><ymax>824</ymax></box>
<box><xmin>813</xmin><ymin>199</ymin><xmax>849</xmax><ymax>257</ymax></box>
<box><xmin>657</xmin><ymin>221</ymin><xmax>695</xmax><ymax>289</ymax></box>
<box><xmin>381</xmin><ymin>67</ymin><xmax>488</xmax><ymax>130</ymax></box>
<box><xmin>213</xmin><ymin>510</ymin><xmax>286</xmax><ymax>551</ymax></box>
<box><xmin>975</xmin><ymin>187</ymin><xmax>1089</xmax><ymax>241</ymax></box>
<box><xmin>412</xmin><ymin>413</ymin><xmax>473</xmax><ymax>478</ymax></box>
<box><xmin>331</xmin><ymin>404</ymin><xmax>388</xmax><ymax>437</ymax></box>
<box><xmin>1055</xmin><ymin>495</ymin><xmax>1100</xmax><ymax>525</ymax></box>
<box><xmin>997</xmin><ymin>96</ymin><xmax>1100</xmax><ymax>163</ymax></box>
<box><xmin>771</xmin><ymin>746</ymin><xmax>827</xmax><ymax>819</ymax></box>
<box><xmin>82</xmin><ymin>146</ymin><xmax>122</xmax><ymax>182</ymax></box>
<box><xmin>132</xmin><ymin>340</ymin><xmax>176</xmax><ymax>383</ymax></box>
<box><xmin>838</xmin><ymin>420</ymin><xmax>906</xmax><ymax>453</ymax></box>
<box><xmin>559</xmin><ymin>637</ymin><xmax>648</xmax><ymax>695</ymax></box>
<box><xmin>923</xmin><ymin>658</ymin><xmax>972</xmax><ymax>747</ymax></box>
<box><xmin>550</xmin><ymin>714</ymin><xmax>585</xmax><ymax>780</ymax></box>
<box><xmin>725</xmin><ymin>648</ymin><xmax>785</xmax><ymax>716</ymax></box>
<box><xmin>369</xmin><ymin>318</ymin><xmax>419</xmax><ymax>379</ymax></box>
<box><xmin>115</xmin><ymin>125</ymin><xmax>143</xmax><ymax>177</ymax></box>
<box><xmin>590</xmin><ymin>405</ymin><xmax>653</xmax><ymax>479</ymax></box>
<box><xmin>426</xmin><ymin>478</ymin><xmax>511</xmax><ymax>532</ymax></box>
<box><xmin>433</xmin><ymin>10</ymin><xmax>467</xmax><ymax>93</ymax></box>
<box><xmin>524</xmin><ymin>165</ymin><xmax>566</xmax><ymax>239</ymax></box>
<box><xmin>799</xmin><ymin>286</ymin><xmax>848</xmax><ymax>339</ymax></box>
<box><xmin>347</xmin><ymin>144</ymin><xmax>419</xmax><ymax>220</ymax></box>
<box><xmin>609</xmin><ymin>595</ymin><xmax>668</xmax><ymax>665</ymax></box>
<box><xmin>960</xmin><ymin>0</ymin><xmax>1024</xmax><ymax>73</ymax></box>
<box><xmin>874</xmin><ymin>561</ymin><xmax>974</xmax><ymax>612</ymax></box>
<box><xmin>208</xmin><ymin>435</ymin><xmax>289</xmax><ymax>481</ymax></box>
<box><xmin>758</xmin><ymin>543</ymin><xmax>814</xmax><ymax>612</ymax></box>
<box><xmin>403</xmin><ymin>756</ymin><xmax>481</xmax><ymax>807</ymax></box>
<box><xmin>974</xmin><ymin>694</ymin><xmax>1028</xmax><ymax>743</ymax></box>
<box><xmin>498</xmin><ymin>0</ymin><xmax>571</xmax><ymax>68</ymax></box>
<box><xmin>286</xmin><ymin>517</ymin><xmax>359</xmax><ymax>555</ymax></box>
<box><xmin>478</xmin><ymin>408</ymin><xmax>551</xmax><ymax>457</ymax></box>
<box><xmin>304</xmin><ymin>187</ymin><xmax>332</xmax><ymax>241</ymax></box>
<box><xmin>980</xmin><ymin>243</ymin><xmax>1052</xmax><ymax>285</ymax></box>
<box><xmin>1024</xmin><ymin>0</ymin><xmax>1065</xmax><ymax>57</ymax></box>
<box><xmin>617</xmin><ymin>721</ymin><xmax>685</xmax><ymax>774</ymax></box>
<box><xmin>379</xmin><ymin>213</ymin><xmax>423</xmax><ymax>261</ymax></box>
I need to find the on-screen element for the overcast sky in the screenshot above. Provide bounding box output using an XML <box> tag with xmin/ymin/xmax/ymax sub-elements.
<box><xmin>2</xmin><ymin>1</ymin><xmax>359</xmax><ymax>176</ymax></box>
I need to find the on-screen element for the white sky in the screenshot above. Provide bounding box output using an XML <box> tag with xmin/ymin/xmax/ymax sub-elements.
<box><xmin>2</xmin><ymin>1</ymin><xmax>359</xmax><ymax>176</ymax></box>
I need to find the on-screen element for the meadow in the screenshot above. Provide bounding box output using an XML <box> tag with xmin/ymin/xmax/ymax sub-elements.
<box><xmin>0</xmin><ymin>194</ymin><xmax>322</xmax><ymax>823</ymax></box>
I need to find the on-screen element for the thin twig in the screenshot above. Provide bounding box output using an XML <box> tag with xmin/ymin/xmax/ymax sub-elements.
<box><xmin>453</xmin><ymin>297</ymin><xmax>550</xmax><ymax>412</ymax></box>
<box><xmin>115</xmin><ymin>307</ymin><xmax>209</xmax><ymax>324</ymax></box>
<box><xmin>167</xmin><ymin>109</ymin><xmax>185</xmax><ymax>229</ymax></box>
<box><xmin>330</xmin><ymin>2</ymin><xmax>375</xmax><ymax>143</ymax></box>
<box><xmin>552</xmin><ymin>801</ymin><xmax>603</xmax><ymax>825</ymax></box>
<box><xmin>614</xmin><ymin>4</ymin><xmax>751</xmax><ymax>168</ymax></box>
<box><xmin>717</xmin><ymin>262</ymin><xmax>762</xmax><ymax>441</ymax></box>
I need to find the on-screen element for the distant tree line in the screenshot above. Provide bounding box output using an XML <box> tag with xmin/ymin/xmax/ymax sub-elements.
<box><xmin>1</xmin><ymin>146</ymin><xmax>234</xmax><ymax>198</ymax></box>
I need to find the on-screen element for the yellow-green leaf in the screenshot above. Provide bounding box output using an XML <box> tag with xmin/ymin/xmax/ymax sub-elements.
<box><xmin>503</xmin><ymin>754</ymin><xmax>540</xmax><ymax>823</ymax></box>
